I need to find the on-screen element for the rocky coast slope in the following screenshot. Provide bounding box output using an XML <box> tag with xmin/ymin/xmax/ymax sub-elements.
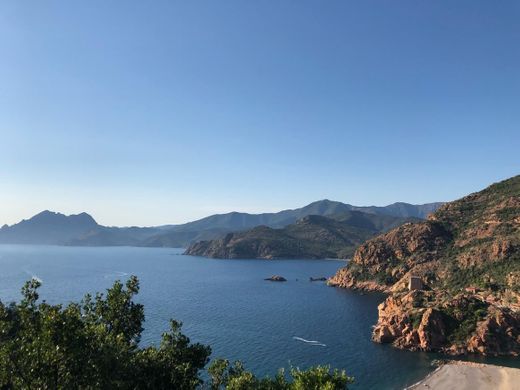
<box><xmin>329</xmin><ymin>175</ymin><xmax>520</xmax><ymax>356</ymax></box>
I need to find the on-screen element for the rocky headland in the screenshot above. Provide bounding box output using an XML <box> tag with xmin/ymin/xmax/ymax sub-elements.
<box><xmin>329</xmin><ymin>175</ymin><xmax>520</xmax><ymax>356</ymax></box>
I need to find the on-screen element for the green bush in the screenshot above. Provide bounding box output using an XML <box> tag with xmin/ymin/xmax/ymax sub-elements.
<box><xmin>209</xmin><ymin>359</ymin><xmax>354</xmax><ymax>390</ymax></box>
<box><xmin>443</xmin><ymin>300</ymin><xmax>488</xmax><ymax>345</ymax></box>
<box><xmin>409</xmin><ymin>312</ymin><xmax>423</xmax><ymax>329</ymax></box>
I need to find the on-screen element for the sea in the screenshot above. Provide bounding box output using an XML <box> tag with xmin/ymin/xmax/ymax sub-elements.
<box><xmin>0</xmin><ymin>245</ymin><xmax>517</xmax><ymax>389</ymax></box>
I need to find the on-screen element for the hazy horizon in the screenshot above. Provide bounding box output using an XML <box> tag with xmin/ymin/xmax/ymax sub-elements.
<box><xmin>1</xmin><ymin>1</ymin><xmax>519</xmax><ymax>226</ymax></box>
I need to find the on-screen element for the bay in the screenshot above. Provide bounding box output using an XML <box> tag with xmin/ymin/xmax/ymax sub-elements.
<box><xmin>0</xmin><ymin>244</ymin><xmax>442</xmax><ymax>389</ymax></box>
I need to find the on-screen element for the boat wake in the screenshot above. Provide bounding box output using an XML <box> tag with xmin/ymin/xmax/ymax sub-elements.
<box><xmin>23</xmin><ymin>269</ymin><xmax>43</xmax><ymax>283</ymax></box>
<box><xmin>293</xmin><ymin>336</ymin><xmax>326</xmax><ymax>347</ymax></box>
<box><xmin>32</xmin><ymin>275</ymin><xmax>43</xmax><ymax>283</ymax></box>
<box><xmin>104</xmin><ymin>271</ymin><xmax>129</xmax><ymax>279</ymax></box>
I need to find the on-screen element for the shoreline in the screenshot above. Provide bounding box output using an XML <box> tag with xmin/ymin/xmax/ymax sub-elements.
<box><xmin>408</xmin><ymin>360</ymin><xmax>520</xmax><ymax>390</ymax></box>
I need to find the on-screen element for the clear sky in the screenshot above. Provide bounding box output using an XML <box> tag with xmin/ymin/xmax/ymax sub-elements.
<box><xmin>1</xmin><ymin>1</ymin><xmax>519</xmax><ymax>227</ymax></box>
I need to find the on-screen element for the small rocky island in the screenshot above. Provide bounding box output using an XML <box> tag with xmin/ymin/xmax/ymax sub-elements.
<box><xmin>329</xmin><ymin>175</ymin><xmax>520</xmax><ymax>356</ymax></box>
<box><xmin>264</xmin><ymin>275</ymin><xmax>287</xmax><ymax>282</ymax></box>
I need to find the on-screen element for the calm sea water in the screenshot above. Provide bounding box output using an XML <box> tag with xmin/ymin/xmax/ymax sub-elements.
<box><xmin>0</xmin><ymin>245</ymin><xmax>516</xmax><ymax>389</ymax></box>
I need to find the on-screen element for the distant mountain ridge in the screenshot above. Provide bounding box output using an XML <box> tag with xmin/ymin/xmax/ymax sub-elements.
<box><xmin>162</xmin><ymin>199</ymin><xmax>443</xmax><ymax>232</ymax></box>
<box><xmin>0</xmin><ymin>210</ymin><xmax>161</xmax><ymax>246</ymax></box>
<box><xmin>0</xmin><ymin>200</ymin><xmax>443</xmax><ymax>247</ymax></box>
<box><xmin>184</xmin><ymin>211</ymin><xmax>420</xmax><ymax>259</ymax></box>
<box><xmin>146</xmin><ymin>200</ymin><xmax>443</xmax><ymax>247</ymax></box>
<box><xmin>0</xmin><ymin>211</ymin><xmax>99</xmax><ymax>245</ymax></box>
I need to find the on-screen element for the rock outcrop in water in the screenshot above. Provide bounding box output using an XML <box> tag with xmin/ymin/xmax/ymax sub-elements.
<box><xmin>264</xmin><ymin>275</ymin><xmax>287</xmax><ymax>282</ymax></box>
<box><xmin>329</xmin><ymin>175</ymin><xmax>520</xmax><ymax>356</ymax></box>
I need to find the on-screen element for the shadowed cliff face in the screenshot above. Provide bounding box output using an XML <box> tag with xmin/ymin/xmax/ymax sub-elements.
<box><xmin>329</xmin><ymin>175</ymin><xmax>520</xmax><ymax>356</ymax></box>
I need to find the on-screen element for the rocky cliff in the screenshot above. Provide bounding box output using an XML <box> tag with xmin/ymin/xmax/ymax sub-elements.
<box><xmin>329</xmin><ymin>175</ymin><xmax>520</xmax><ymax>356</ymax></box>
<box><xmin>370</xmin><ymin>290</ymin><xmax>519</xmax><ymax>356</ymax></box>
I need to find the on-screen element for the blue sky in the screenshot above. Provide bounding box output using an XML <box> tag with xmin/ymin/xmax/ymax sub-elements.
<box><xmin>1</xmin><ymin>1</ymin><xmax>519</xmax><ymax>226</ymax></box>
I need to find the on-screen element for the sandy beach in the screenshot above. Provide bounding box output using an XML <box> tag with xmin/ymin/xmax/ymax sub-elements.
<box><xmin>409</xmin><ymin>361</ymin><xmax>520</xmax><ymax>390</ymax></box>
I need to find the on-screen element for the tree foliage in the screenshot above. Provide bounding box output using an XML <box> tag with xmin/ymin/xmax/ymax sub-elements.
<box><xmin>0</xmin><ymin>277</ymin><xmax>354</xmax><ymax>389</ymax></box>
<box><xmin>208</xmin><ymin>359</ymin><xmax>354</xmax><ymax>390</ymax></box>
<box><xmin>0</xmin><ymin>276</ymin><xmax>210</xmax><ymax>389</ymax></box>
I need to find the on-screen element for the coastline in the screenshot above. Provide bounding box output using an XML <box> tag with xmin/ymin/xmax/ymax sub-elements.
<box><xmin>408</xmin><ymin>360</ymin><xmax>520</xmax><ymax>390</ymax></box>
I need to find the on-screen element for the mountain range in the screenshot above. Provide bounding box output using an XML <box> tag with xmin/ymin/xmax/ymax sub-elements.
<box><xmin>184</xmin><ymin>211</ymin><xmax>419</xmax><ymax>259</ymax></box>
<box><xmin>0</xmin><ymin>211</ymin><xmax>162</xmax><ymax>246</ymax></box>
<box><xmin>140</xmin><ymin>200</ymin><xmax>443</xmax><ymax>248</ymax></box>
<box><xmin>0</xmin><ymin>200</ymin><xmax>442</xmax><ymax>247</ymax></box>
